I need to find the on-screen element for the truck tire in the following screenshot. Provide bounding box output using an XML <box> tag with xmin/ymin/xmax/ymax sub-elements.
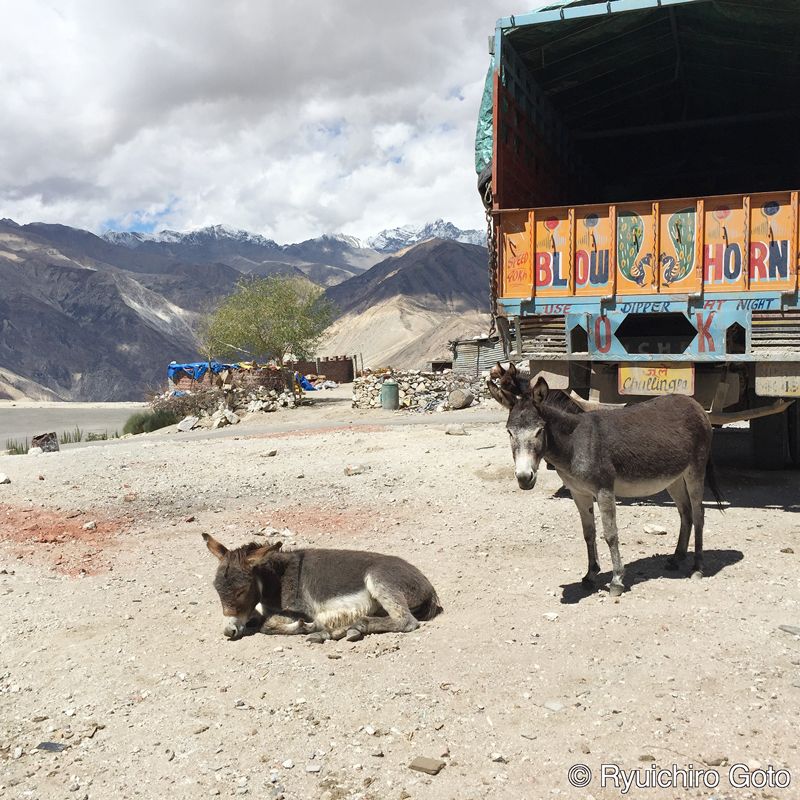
<box><xmin>751</xmin><ymin>411</ymin><xmax>790</xmax><ymax>470</ymax></box>
<box><xmin>788</xmin><ymin>400</ymin><xmax>800</xmax><ymax>468</ymax></box>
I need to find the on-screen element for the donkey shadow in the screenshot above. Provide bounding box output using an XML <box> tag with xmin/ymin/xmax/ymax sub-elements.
<box><xmin>559</xmin><ymin>548</ymin><xmax>744</xmax><ymax>604</ymax></box>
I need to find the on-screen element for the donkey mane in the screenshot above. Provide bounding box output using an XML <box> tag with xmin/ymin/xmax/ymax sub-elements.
<box><xmin>227</xmin><ymin>541</ymin><xmax>264</xmax><ymax>562</ymax></box>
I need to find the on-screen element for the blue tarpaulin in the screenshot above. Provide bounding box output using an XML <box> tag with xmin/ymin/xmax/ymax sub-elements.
<box><xmin>295</xmin><ymin>372</ymin><xmax>316</xmax><ymax>391</ymax></box>
<box><xmin>167</xmin><ymin>361</ymin><xmax>240</xmax><ymax>381</ymax></box>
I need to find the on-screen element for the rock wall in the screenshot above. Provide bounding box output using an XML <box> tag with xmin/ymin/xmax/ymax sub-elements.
<box><xmin>352</xmin><ymin>370</ymin><xmax>486</xmax><ymax>411</ymax></box>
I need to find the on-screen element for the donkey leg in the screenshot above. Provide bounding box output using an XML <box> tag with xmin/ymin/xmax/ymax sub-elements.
<box><xmin>596</xmin><ymin>489</ymin><xmax>625</xmax><ymax>596</ymax></box>
<box><xmin>665</xmin><ymin>477</ymin><xmax>693</xmax><ymax>570</ymax></box>
<box><xmin>685</xmin><ymin>467</ymin><xmax>706</xmax><ymax>578</ymax></box>
<box><xmin>260</xmin><ymin>613</ymin><xmax>317</xmax><ymax>636</ymax></box>
<box><xmin>345</xmin><ymin>577</ymin><xmax>420</xmax><ymax>639</ymax></box>
<box><xmin>572</xmin><ymin>491</ymin><xmax>600</xmax><ymax>585</ymax></box>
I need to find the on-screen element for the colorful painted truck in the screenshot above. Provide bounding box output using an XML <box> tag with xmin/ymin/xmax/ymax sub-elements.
<box><xmin>476</xmin><ymin>0</ymin><xmax>800</xmax><ymax>467</ymax></box>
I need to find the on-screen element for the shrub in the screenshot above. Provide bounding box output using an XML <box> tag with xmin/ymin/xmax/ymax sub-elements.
<box><xmin>59</xmin><ymin>426</ymin><xmax>84</xmax><ymax>444</ymax></box>
<box><xmin>5</xmin><ymin>437</ymin><xmax>29</xmax><ymax>455</ymax></box>
<box><xmin>123</xmin><ymin>409</ymin><xmax>181</xmax><ymax>435</ymax></box>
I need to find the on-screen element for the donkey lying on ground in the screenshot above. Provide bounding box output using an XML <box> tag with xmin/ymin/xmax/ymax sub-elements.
<box><xmin>203</xmin><ymin>534</ymin><xmax>441</xmax><ymax>641</ymax></box>
<box><xmin>489</xmin><ymin>365</ymin><xmax>724</xmax><ymax>595</ymax></box>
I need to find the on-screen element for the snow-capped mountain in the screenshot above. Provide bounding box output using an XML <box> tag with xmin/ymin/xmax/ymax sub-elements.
<box><xmin>103</xmin><ymin>224</ymin><xmax>279</xmax><ymax>249</ymax></box>
<box><xmin>103</xmin><ymin>220</ymin><xmax>484</xmax><ymax>254</ymax></box>
<box><xmin>367</xmin><ymin>219</ymin><xmax>485</xmax><ymax>253</ymax></box>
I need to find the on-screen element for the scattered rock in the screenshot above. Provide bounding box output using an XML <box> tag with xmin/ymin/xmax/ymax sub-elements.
<box><xmin>542</xmin><ymin>612</ymin><xmax>559</xmax><ymax>622</ymax></box>
<box><xmin>27</xmin><ymin>447</ymin><xmax>43</xmax><ymax>456</ymax></box>
<box><xmin>644</xmin><ymin>523</ymin><xmax>668</xmax><ymax>535</ymax></box>
<box><xmin>0</xmin><ymin>473</ymin><xmax>10</xmax><ymax>485</ymax></box>
<box><xmin>177</xmin><ymin>416</ymin><xmax>200</xmax><ymax>432</ymax></box>
<box><xmin>31</xmin><ymin>432</ymin><xmax>59</xmax><ymax>452</ymax></box>
<box><xmin>448</xmin><ymin>388</ymin><xmax>474</xmax><ymax>410</ymax></box>
<box><xmin>778</xmin><ymin>624</ymin><xmax>800</xmax><ymax>637</ymax></box>
<box><xmin>490</xmin><ymin>753</ymin><xmax>508</xmax><ymax>763</ymax></box>
<box><xmin>266</xmin><ymin>449</ymin><xmax>278</xmax><ymax>457</ymax></box>
<box><xmin>780</xmin><ymin>547</ymin><xmax>794</xmax><ymax>554</ymax></box>
<box><xmin>370</xmin><ymin>748</ymin><xmax>384</xmax><ymax>758</ymax></box>
<box><xmin>193</xmin><ymin>724</ymin><xmax>209</xmax><ymax>734</ymax></box>
<box><xmin>702</xmin><ymin>755</ymin><xmax>728</xmax><ymax>767</ymax></box>
<box><xmin>409</xmin><ymin>756</ymin><xmax>445</xmax><ymax>775</ymax></box>
<box><xmin>639</xmin><ymin>754</ymin><xmax>656</xmax><ymax>762</ymax></box>
<box><xmin>445</xmin><ymin>424</ymin><xmax>467</xmax><ymax>436</ymax></box>
<box><xmin>82</xmin><ymin>521</ymin><xmax>97</xmax><ymax>531</ymax></box>
<box><xmin>543</xmin><ymin>700</ymin><xmax>564</xmax><ymax>712</ymax></box>
<box><xmin>36</xmin><ymin>741</ymin><xmax>67</xmax><ymax>752</ymax></box>
<box><xmin>282</xmin><ymin>759</ymin><xmax>294</xmax><ymax>769</ymax></box>
<box><xmin>223</xmin><ymin>410</ymin><xmax>240</xmax><ymax>425</ymax></box>
<box><xmin>344</xmin><ymin>464</ymin><xmax>370</xmax><ymax>476</ymax></box>
<box><xmin>306</xmin><ymin>763</ymin><xmax>322</xmax><ymax>773</ymax></box>
<box><xmin>184</xmin><ymin>515</ymin><xmax>196</xmax><ymax>523</ymax></box>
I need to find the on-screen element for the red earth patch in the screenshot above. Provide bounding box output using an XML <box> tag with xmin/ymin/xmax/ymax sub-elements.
<box><xmin>258</xmin><ymin>505</ymin><xmax>382</xmax><ymax>537</ymax></box>
<box><xmin>0</xmin><ymin>504</ymin><xmax>131</xmax><ymax>576</ymax></box>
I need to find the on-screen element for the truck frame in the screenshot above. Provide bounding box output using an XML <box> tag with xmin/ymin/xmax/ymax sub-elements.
<box><xmin>477</xmin><ymin>0</ymin><xmax>800</xmax><ymax>467</ymax></box>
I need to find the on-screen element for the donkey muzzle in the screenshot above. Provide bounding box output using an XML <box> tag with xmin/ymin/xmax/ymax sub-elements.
<box><xmin>223</xmin><ymin>617</ymin><xmax>244</xmax><ymax>640</ymax></box>
<box><xmin>516</xmin><ymin>470</ymin><xmax>537</xmax><ymax>490</ymax></box>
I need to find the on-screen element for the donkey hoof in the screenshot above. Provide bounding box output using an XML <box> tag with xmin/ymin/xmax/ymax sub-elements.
<box><xmin>345</xmin><ymin>628</ymin><xmax>363</xmax><ymax>642</ymax></box>
<box><xmin>690</xmin><ymin>569</ymin><xmax>703</xmax><ymax>581</ymax></box>
<box><xmin>581</xmin><ymin>575</ymin><xmax>595</xmax><ymax>588</ymax></box>
<box><xmin>608</xmin><ymin>583</ymin><xmax>625</xmax><ymax>597</ymax></box>
<box><xmin>306</xmin><ymin>632</ymin><xmax>328</xmax><ymax>644</ymax></box>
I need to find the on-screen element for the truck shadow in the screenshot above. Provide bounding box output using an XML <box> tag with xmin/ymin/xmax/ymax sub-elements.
<box><xmin>559</xmin><ymin>548</ymin><xmax>744</xmax><ymax>604</ymax></box>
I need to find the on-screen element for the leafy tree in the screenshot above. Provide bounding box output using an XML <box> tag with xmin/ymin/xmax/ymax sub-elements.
<box><xmin>201</xmin><ymin>275</ymin><xmax>335</xmax><ymax>365</ymax></box>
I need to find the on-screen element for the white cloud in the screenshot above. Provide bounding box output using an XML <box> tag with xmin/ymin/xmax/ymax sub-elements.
<box><xmin>0</xmin><ymin>0</ymin><xmax>547</xmax><ymax>242</ymax></box>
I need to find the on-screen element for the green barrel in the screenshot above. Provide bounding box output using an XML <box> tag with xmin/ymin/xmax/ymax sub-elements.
<box><xmin>380</xmin><ymin>379</ymin><xmax>399</xmax><ymax>410</ymax></box>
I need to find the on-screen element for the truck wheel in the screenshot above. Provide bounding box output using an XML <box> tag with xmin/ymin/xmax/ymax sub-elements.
<box><xmin>788</xmin><ymin>400</ymin><xmax>800</xmax><ymax>468</ymax></box>
<box><xmin>751</xmin><ymin>411</ymin><xmax>790</xmax><ymax>470</ymax></box>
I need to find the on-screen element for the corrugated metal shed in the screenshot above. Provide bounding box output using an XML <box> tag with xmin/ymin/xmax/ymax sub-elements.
<box><xmin>453</xmin><ymin>337</ymin><xmax>507</xmax><ymax>377</ymax></box>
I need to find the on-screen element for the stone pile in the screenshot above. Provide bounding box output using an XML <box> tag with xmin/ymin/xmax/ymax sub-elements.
<box><xmin>172</xmin><ymin>386</ymin><xmax>302</xmax><ymax>432</ymax></box>
<box><xmin>351</xmin><ymin>370</ymin><xmax>486</xmax><ymax>411</ymax></box>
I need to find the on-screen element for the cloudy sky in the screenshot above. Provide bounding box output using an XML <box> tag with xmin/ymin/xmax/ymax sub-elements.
<box><xmin>0</xmin><ymin>1</ymin><xmax>548</xmax><ymax>243</ymax></box>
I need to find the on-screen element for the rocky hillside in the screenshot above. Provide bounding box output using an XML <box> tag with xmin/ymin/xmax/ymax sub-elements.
<box><xmin>320</xmin><ymin>239</ymin><xmax>491</xmax><ymax>369</ymax></box>
<box><xmin>0</xmin><ymin>218</ymin><xmax>488</xmax><ymax>400</ymax></box>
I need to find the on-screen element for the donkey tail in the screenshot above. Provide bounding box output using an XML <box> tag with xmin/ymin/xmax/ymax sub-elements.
<box><xmin>413</xmin><ymin>590</ymin><xmax>443</xmax><ymax>621</ymax></box>
<box><xmin>705</xmin><ymin>458</ymin><xmax>726</xmax><ymax>513</ymax></box>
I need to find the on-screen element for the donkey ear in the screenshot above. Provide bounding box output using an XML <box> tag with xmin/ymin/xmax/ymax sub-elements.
<box><xmin>507</xmin><ymin>361</ymin><xmax>518</xmax><ymax>378</ymax></box>
<box><xmin>487</xmin><ymin>378</ymin><xmax>517</xmax><ymax>409</ymax></box>
<box><xmin>246</xmin><ymin>541</ymin><xmax>282</xmax><ymax>567</ymax></box>
<box><xmin>491</xmin><ymin>361</ymin><xmax>506</xmax><ymax>378</ymax></box>
<box><xmin>530</xmin><ymin>376</ymin><xmax>550</xmax><ymax>405</ymax></box>
<box><xmin>203</xmin><ymin>532</ymin><xmax>228</xmax><ymax>560</ymax></box>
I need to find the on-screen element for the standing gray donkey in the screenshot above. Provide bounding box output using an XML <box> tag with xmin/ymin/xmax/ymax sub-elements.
<box><xmin>203</xmin><ymin>534</ymin><xmax>441</xmax><ymax>642</ymax></box>
<box><xmin>489</xmin><ymin>366</ymin><xmax>724</xmax><ymax>595</ymax></box>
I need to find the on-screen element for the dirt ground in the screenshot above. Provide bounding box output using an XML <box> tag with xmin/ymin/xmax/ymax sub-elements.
<box><xmin>1</xmin><ymin>389</ymin><xmax>799</xmax><ymax>800</ymax></box>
